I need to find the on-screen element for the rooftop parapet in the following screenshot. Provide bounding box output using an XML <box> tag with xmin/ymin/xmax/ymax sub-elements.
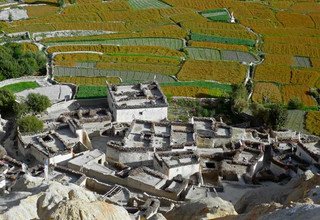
<box><xmin>107</xmin><ymin>81</ymin><xmax>168</xmax><ymax>110</ymax></box>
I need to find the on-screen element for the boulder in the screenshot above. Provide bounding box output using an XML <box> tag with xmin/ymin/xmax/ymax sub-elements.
<box><xmin>165</xmin><ymin>197</ymin><xmax>237</xmax><ymax>220</ymax></box>
<box><xmin>42</xmin><ymin>198</ymin><xmax>131</xmax><ymax>220</ymax></box>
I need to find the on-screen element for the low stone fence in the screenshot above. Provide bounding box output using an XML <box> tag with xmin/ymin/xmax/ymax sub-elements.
<box><xmin>0</xmin><ymin>76</ymin><xmax>48</xmax><ymax>88</ymax></box>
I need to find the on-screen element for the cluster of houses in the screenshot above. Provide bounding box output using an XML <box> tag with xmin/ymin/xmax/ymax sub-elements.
<box><xmin>1</xmin><ymin>81</ymin><xmax>320</xmax><ymax>218</ymax></box>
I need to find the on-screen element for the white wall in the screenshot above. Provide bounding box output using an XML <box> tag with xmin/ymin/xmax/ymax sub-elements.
<box><xmin>106</xmin><ymin>146</ymin><xmax>153</xmax><ymax>166</ymax></box>
<box><xmin>0</xmin><ymin>178</ymin><xmax>5</xmax><ymax>189</ymax></box>
<box><xmin>17</xmin><ymin>139</ymin><xmax>29</xmax><ymax>157</ymax></box>
<box><xmin>167</xmin><ymin>163</ymin><xmax>200</xmax><ymax>179</ymax></box>
<box><xmin>115</xmin><ymin>107</ymin><xmax>167</xmax><ymax>123</ymax></box>
<box><xmin>250</xmin><ymin>155</ymin><xmax>264</xmax><ymax>175</ymax></box>
<box><xmin>30</xmin><ymin>146</ymin><xmax>48</xmax><ymax>163</ymax></box>
<box><xmin>30</xmin><ymin>146</ymin><xmax>73</xmax><ymax>165</ymax></box>
<box><xmin>49</xmin><ymin>153</ymin><xmax>73</xmax><ymax>165</ymax></box>
<box><xmin>154</xmin><ymin>159</ymin><xmax>200</xmax><ymax>179</ymax></box>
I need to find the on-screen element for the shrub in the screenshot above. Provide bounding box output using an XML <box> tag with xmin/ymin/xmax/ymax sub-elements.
<box><xmin>288</xmin><ymin>97</ymin><xmax>304</xmax><ymax>110</ymax></box>
<box><xmin>18</xmin><ymin>115</ymin><xmax>44</xmax><ymax>133</ymax></box>
<box><xmin>26</xmin><ymin>93</ymin><xmax>51</xmax><ymax>113</ymax></box>
<box><xmin>0</xmin><ymin>89</ymin><xmax>17</xmax><ymax>118</ymax></box>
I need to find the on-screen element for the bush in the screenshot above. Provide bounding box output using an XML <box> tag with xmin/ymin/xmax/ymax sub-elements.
<box><xmin>268</xmin><ymin>104</ymin><xmax>288</xmax><ymax>130</ymax></box>
<box><xmin>232</xmin><ymin>84</ymin><xmax>249</xmax><ymax>113</ymax></box>
<box><xmin>0</xmin><ymin>89</ymin><xmax>17</xmax><ymax>117</ymax></box>
<box><xmin>26</xmin><ymin>93</ymin><xmax>51</xmax><ymax>113</ymax></box>
<box><xmin>251</xmin><ymin>102</ymin><xmax>288</xmax><ymax>130</ymax></box>
<box><xmin>18</xmin><ymin>115</ymin><xmax>43</xmax><ymax>133</ymax></box>
<box><xmin>288</xmin><ymin>97</ymin><xmax>304</xmax><ymax>110</ymax></box>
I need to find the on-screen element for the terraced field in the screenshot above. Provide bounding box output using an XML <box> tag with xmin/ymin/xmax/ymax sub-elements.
<box><xmin>0</xmin><ymin>0</ymin><xmax>319</xmax><ymax>108</ymax></box>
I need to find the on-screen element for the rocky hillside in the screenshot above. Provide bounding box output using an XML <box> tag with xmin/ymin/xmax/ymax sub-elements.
<box><xmin>0</xmin><ymin>174</ymin><xmax>130</xmax><ymax>220</ymax></box>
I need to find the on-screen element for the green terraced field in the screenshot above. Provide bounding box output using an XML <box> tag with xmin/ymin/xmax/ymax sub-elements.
<box><xmin>128</xmin><ymin>0</ymin><xmax>171</xmax><ymax>9</ymax></box>
<box><xmin>76</xmin><ymin>85</ymin><xmax>107</xmax><ymax>99</ymax></box>
<box><xmin>1</xmin><ymin>81</ymin><xmax>40</xmax><ymax>93</ymax></box>
<box><xmin>284</xmin><ymin>110</ymin><xmax>307</xmax><ymax>133</ymax></box>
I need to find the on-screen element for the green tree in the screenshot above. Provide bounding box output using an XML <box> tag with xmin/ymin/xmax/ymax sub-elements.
<box><xmin>268</xmin><ymin>104</ymin><xmax>288</xmax><ymax>130</ymax></box>
<box><xmin>0</xmin><ymin>89</ymin><xmax>17</xmax><ymax>117</ymax></box>
<box><xmin>26</xmin><ymin>93</ymin><xmax>51</xmax><ymax>113</ymax></box>
<box><xmin>0</xmin><ymin>44</ymin><xmax>47</xmax><ymax>80</ymax></box>
<box><xmin>251</xmin><ymin>103</ymin><xmax>288</xmax><ymax>130</ymax></box>
<box><xmin>231</xmin><ymin>84</ymin><xmax>249</xmax><ymax>113</ymax></box>
<box><xmin>57</xmin><ymin>0</ymin><xmax>65</xmax><ymax>7</ymax></box>
<box><xmin>288</xmin><ymin>97</ymin><xmax>304</xmax><ymax>110</ymax></box>
<box><xmin>18</xmin><ymin>115</ymin><xmax>44</xmax><ymax>133</ymax></box>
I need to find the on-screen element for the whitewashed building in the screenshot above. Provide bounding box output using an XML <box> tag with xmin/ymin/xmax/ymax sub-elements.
<box><xmin>106</xmin><ymin>82</ymin><xmax>168</xmax><ymax>123</ymax></box>
<box><xmin>153</xmin><ymin>151</ymin><xmax>200</xmax><ymax>179</ymax></box>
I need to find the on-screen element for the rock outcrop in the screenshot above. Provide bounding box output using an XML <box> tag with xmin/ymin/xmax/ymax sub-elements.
<box><xmin>165</xmin><ymin>197</ymin><xmax>237</xmax><ymax>220</ymax></box>
<box><xmin>0</xmin><ymin>176</ymin><xmax>131</xmax><ymax>220</ymax></box>
<box><xmin>42</xmin><ymin>198</ymin><xmax>131</xmax><ymax>220</ymax></box>
<box><xmin>37</xmin><ymin>182</ymin><xmax>131</xmax><ymax>220</ymax></box>
<box><xmin>235</xmin><ymin>171</ymin><xmax>320</xmax><ymax>213</ymax></box>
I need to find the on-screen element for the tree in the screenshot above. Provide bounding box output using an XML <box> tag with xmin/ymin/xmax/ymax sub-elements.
<box><xmin>26</xmin><ymin>93</ymin><xmax>51</xmax><ymax>113</ymax></box>
<box><xmin>268</xmin><ymin>104</ymin><xmax>288</xmax><ymax>130</ymax></box>
<box><xmin>18</xmin><ymin>115</ymin><xmax>44</xmax><ymax>133</ymax></box>
<box><xmin>0</xmin><ymin>89</ymin><xmax>17</xmax><ymax>118</ymax></box>
<box><xmin>0</xmin><ymin>44</ymin><xmax>47</xmax><ymax>80</ymax></box>
<box><xmin>288</xmin><ymin>97</ymin><xmax>304</xmax><ymax>110</ymax></box>
<box><xmin>231</xmin><ymin>84</ymin><xmax>249</xmax><ymax>113</ymax></box>
<box><xmin>57</xmin><ymin>0</ymin><xmax>65</xmax><ymax>7</ymax></box>
<box><xmin>251</xmin><ymin>103</ymin><xmax>288</xmax><ymax>130</ymax></box>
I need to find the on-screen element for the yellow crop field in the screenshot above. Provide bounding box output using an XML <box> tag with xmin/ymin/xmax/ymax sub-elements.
<box><xmin>95</xmin><ymin>62</ymin><xmax>180</xmax><ymax>76</ymax></box>
<box><xmin>26</xmin><ymin>5</ymin><xmax>58</xmax><ymax>18</ymax></box>
<box><xmin>276</xmin><ymin>12</ymin><xmax>315</xmax><ymax>28</ymax></box>
<box><xmin>54</xmin><ymin>53</ymin><xmax>102</xmax><ymax>63</ymax></box>
<box><xmin>254</xmin><ymin>65</ymin><xmax>320</xmax><ymax>87</ymax></box>
<box><xmin>48</xmin><ymin>45</ymin><xmax>185</xmax><ymax>58</ymax></box>
<box><xmin>262</xmin><ymin>43</ymin><xmax>320</xmax><ymax>58</ymax></box>
<box><xmin>289</xmin><ymin>2</ymin><xmax>320</xmax><ymax>13</ymax></box>
<box><xmin>54</xmin><ymin>53</ymin><xmax>181</xmax><ymax>66</ymax></box>
<box><xmin>262</xmin><ymin>54</ymin><xmax>294</xmax><ymax>66</ymax></box>
<box><xmin>305</xmin><ymin>111</ymin><xmax>320</xmax><ymax>136</ymax></box>
<box><xmin>290</xmin><ymin>70</ymin><xmax>320</xmax><ymax>87</ymax></box>
<box><xmin>252</xmin><ymin>82</ymin><xmax>282</xmax><ymax>103</ymax></box>
<box><xmin>177</xmin><ymin>60</ymin><xmax>246</xmax><ymax>84</ymax></box>
<box><xmin>21</xmin><ymin>43</ymin><xmax>39</xmax><ymax>53</ymax></box>
<box><xmin>2</xmin><ymin>0</ymin><xmax>320</xmax><ymax>103</ymax></box>
<box><xmin>281</xmin><ymin>85</ymin><xmax>317</xmax><ymax>106</ymax></box>
<box><xmin>42</xmin><ymin>25</ymin><xmax>187</xmax><ymax>43</ymax></box>
<box><xmin>309</xmin><ymin>13</ymin><xmax>320</xmax><ymax>29</ymax></box>
<box><xmin>311</xmin><ymin>58</ymin><xmax>320</xmax><ymax>69</ymax></box>
<box><xmin>255</xmin><ymin>65</ymin><xmax>291</xmax><ymax>84</ymax></box>
<box><xmin>162</xmin><ymin>86</ymin><xmax>221</xmax><ymax>98</ymax></box>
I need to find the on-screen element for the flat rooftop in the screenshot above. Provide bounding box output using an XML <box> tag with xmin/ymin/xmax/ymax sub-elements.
<box><xmin>107</xmin><ymin>82</ymin><xmax>168</xmax><ymax>109</ymax></box>
<box><xmin>20</xmin><ymin>126</ymin><xmax>79</xmax><ymax>156</ymax></box>
<box><xmin>155</xmin><ymin>151</ymin><xmax>200</xmax><ymax>168</ymax></box>
<box><xmin>68</xmin><ymin>149</ymin><xmax>104</xmax><ymax>167</ymax></box>
<box><xmin>128</xmin><ymin>167</ymin><xmax>167</xmax><ymax>188</ymax></box>
<box><xmin>121</xmin><ymin>120</ymin><xmax>195</xmax><ymax>150</ymax></box>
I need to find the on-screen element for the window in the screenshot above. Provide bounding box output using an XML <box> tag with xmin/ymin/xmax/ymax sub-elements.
<box><xmin>98</xmin><ymin>159</ymin><xmax>102</xmax><ymax>164</ymax></box>
<box><xmin>139</xmin><ymin>111</ymin><xmax>143</xmax><ymax>115</ymax></box>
